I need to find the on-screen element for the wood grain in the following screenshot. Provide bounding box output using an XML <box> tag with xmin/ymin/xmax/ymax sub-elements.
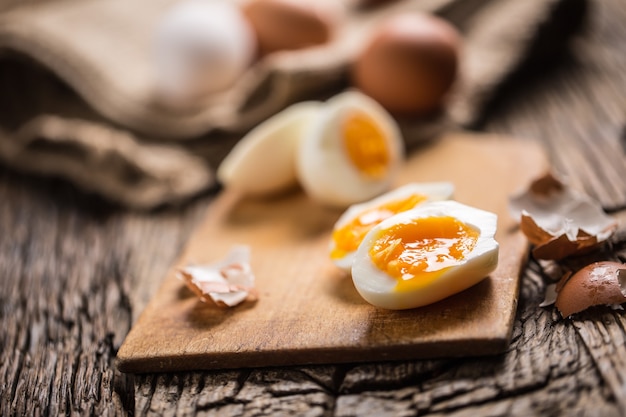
<box><xmin>117</xmin><ymin>133</ymin><xmax>549</xmax><ymax>372</ymax></box>
<box><xmin>2</xmin><ymin>0</ymin><xmax>626</xmax><ymax>415</ymax></box>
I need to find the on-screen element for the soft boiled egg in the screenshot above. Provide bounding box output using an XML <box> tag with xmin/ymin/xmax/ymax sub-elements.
<box><xmin>330</xmin><ymin>182</ymin><xmax>455</xmax><ymax>271</ymax></box>
<box><xmin>296</xmin><ymin>90</ymin><xmax>405</xmax><ymax>208</ymax></box>
<box><xmin>217</xmin><ymin>101</ymin><xmax>320</xmax><ymax>195</ymax></box>
<box><xmin>352</xmin><ymin>200</ymin><xmax>499</xmax><ymax>310</ymax></box>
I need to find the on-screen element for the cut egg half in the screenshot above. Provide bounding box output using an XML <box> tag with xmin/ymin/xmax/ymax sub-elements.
<box><xmin>352</xmin><ymin>200</ymin><xmax>499</xmax><ymax>310</ymax></box>
<box><xmin>217</xmin><ymin>101</ymin><xmax>320</xmax><ymax>195</ymax></box>
<box><xmin>296</xmin><ymin>90</ymin><xmax>404</xmax><ymax>207</ymax></box>
<box><xmin>330</xmin><ymin>182</ymin><xmax>455</xmax><ymax>271</ymax></box>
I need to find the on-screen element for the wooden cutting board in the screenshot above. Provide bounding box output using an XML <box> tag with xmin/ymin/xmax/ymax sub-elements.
<box><xmin>117</xmin><ymin>132</ymin><xmax>549</xmax><ymax>373</ymax></box>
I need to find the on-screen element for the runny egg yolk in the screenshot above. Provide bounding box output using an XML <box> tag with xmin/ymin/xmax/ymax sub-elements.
<box><xmin>331</xmin><ymin>194</ymin><xmax>428</xmax><ymax>260</ymax></box>
<box><xmin>342</xmin><ymin>111</ymin><xmax>390</xmax><ymax>178</ymax></box>
<box><xmin>369</xmin><ymin>216</ymin><xmax>480</xmax><ymax>292</ymax></box>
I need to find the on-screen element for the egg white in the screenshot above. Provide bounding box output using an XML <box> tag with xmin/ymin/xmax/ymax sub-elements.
<box><xmin>217</xmin><ymin>101</ymin><xmax>321</xmax><ymax>195</ymax></box>
<box><xmin>352</xmin><ymin>200</ymin><xmax>499</xmax><ymax>310</ymax></box>
<box><xmin>296</xmin><ymin>90</ymin><xmax>404</xmax><ymax>207</ymax></box>
<box><xmin>330</xmin><ymin>182</ymin><xmax>455</xmax><ymax>271</ymax></box>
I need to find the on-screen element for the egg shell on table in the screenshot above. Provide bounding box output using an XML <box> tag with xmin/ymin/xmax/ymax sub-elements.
<box><xmin>351</xmin><ymin>12</ymin><xmax>460</xmax><ymax>116</ymax></box>
<box><xmin>296</xmin><ymin>90</ymin><xmax>405</xmax><ymax>208</ymax></box>
<box><xmin>555</xmin><ymin>261</ymin><xmax>626</xmax><ymax>318</ymax></box>
<box><xmin>352</xmin><ymin>200</ymin><xmax>499</xmax><ymax>310</ymax></box>
<box><xmin>155</xmin><ymin>0</ymin><xmax>257</xmax><ymax>107</ymax></box>
<box><xmin>217</xmin><ymin>101</ymin><xmax>321</xmax><ymax>196</ymax></box>
<box><xmin>330</xmin><ymin>182</ymin><xmax>455</xmax><ymax>271</ymax></box>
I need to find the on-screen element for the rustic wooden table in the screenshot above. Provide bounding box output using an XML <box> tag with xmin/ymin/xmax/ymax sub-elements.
<box><xmin>2</xmin><ymin>0</ymin><xmax>626</xmax><ymax>415</ymax></box>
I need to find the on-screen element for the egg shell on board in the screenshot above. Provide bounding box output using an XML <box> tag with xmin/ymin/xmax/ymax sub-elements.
<box><xmin>351</xmin><ymin>12</ymin><xmax>460</xmax><ymax>116</ymax></box>
<box><xmin>177</xmin><ymin>245</ymin><xmax>257</xmax><ymax>307</ymax></box>
<box><xmin>352</xmin><ymin>200</ymin><xmax>499</xmax><ymax>310</ymax></box>
<box><xmin>555</xmin><ymin>261</ymin><xmax>626</xmax><ymax>318</ymax></box>
<box><xmin>217</xmin><ymin>101</ymin><xmax>321</xmax><ymax>196</ymax></box>
<box><xmin>296</xmin><ymin>90</ymin><xmax>405</xmax><ymax>208</ymax></box>
<box><xmin>155</xmin><ymin>0</ymin><xmax>257</xmax><ymax>107</ymax></box>
<box><xmin>242</xmin><ymin>0</ymin><xmax>342</xmax><ymax>56</ymax></box>
<box><xmin>330</xmin><ymin>182</ymin><xmax>455</xmax><ymax>271</ymax></box>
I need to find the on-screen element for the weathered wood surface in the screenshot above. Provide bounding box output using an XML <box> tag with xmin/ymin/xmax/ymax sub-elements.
<box><xmin>1</xmin><ymin>0</ymin><xmax>626</xmax><ymax>416</ymax></box>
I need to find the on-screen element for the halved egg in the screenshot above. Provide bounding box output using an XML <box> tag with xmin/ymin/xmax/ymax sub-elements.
<box><xmin>217</xmin><ymin>101</ymin><xmax>320</xmax><ymax>195</ymax></box>
<box><xmin>352</xmin><ymin>200</ymin><xmax>499</xmax><ymax>310</ymax></box>
<box><xmin>330</xmin><ymin>182</ymin><xmax>455</xmax><ymax>271</ymax></box>
<box><xmin>296</xmin><ymin>90</ymin><xmax>404</xmax><ymax>207</ymax></box>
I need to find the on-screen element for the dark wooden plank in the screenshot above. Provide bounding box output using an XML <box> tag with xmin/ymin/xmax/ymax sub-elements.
<box><xmin>0</xmin><ymin>171</ymin><xmax>208</xmax><ymax>416</ymax></box>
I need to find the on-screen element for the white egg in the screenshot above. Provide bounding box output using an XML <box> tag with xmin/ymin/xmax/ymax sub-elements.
<box><xmin>329</xmin><ymin>182</ymin><xmax>455</xmax><ymax>271</ymax></box>
<box><xmin>352</xmin><ymin>200</ymin><xmax>499</xmax><ymax>310</ymax></box>
<box><xmin>217</xmin><ymin>101</ymin><xmax>321</xmax><ymax>195</ymax></box>
<box><xmin>155</xmin><ymin>0</ymin><xmax>256</xmax><ymax>107</ymax></box>
<box><xmin>296</xmin><ymin>90</ymin><xmax>405</xmax><ymax>208</ymax></box>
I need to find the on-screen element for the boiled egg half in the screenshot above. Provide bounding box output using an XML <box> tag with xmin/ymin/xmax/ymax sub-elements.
<box><xmin>296</xmin><ymin>90</ymin><xmax>404</xmax><ymax>207</ymax></box>
<box><xmin>217</xmin><ymin>101</ymin><xmax>320</xmax><ymax>195</ymax></box>
<box><xmin>330</xmin><ymin>182</ymin><xmax>455</xmax><ymax>271</ymax></box>
<box><xmin>352</xmin><ymin>200</ymin><xmax>499</xmax><ymax>310</ymax></box>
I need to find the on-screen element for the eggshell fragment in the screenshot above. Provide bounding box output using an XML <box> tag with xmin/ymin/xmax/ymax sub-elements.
<box><xmin>217</xmin><ymin>101</ymin><xmax>320</xmax><ymax>196</ymax></box>
<box><xmin>555</xmin><ymin>261</ymin><xmax>626</xmax><ymax>317</ymax></box>
<box><xmin>509</xmin><ymin>172</ymin><xmax>617</xmax><ymax>260</ymax></box>
<box><xmin>351</xmin><ymin>12</ymin><xmax>460</xmax><ymax>116</ymax></box>
<box><xmin>177</xmin><ymin>245</ymin><xmax>258</xmax><ymax>307</ymax></box>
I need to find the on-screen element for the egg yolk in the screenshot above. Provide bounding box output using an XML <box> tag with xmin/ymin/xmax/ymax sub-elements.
<box><xmin>369</xmin><ymin>216</ymin><xmax>479</xmax><ymax>292</ymax></box>
<box><xmin>331</xmin><ymin>194</ymin><xmax>427</xmax><ymax>260</ymax></box>
<box><xmin>342</xmin><ymin>111</ymin><xmax>390</xmax><ymax>178</ymax></box>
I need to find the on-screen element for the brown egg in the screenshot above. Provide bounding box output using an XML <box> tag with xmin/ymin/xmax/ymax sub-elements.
<box><xmin>555</xmin><ymin>261</ymin><xmax>626</xmax><ymax>318</ymax></box>
<box><xmin>357</xmin><ymin>0</ymin><xmax>399</xmax><ymax>9</ymax></box>
<box><xmin>242</xmin><ymin>0</ymin><xmax>339</xmax><ymax>56</ymax></box>
<box><xmin>351</xmin><ymin>12</ymin><xmax>460</xmax><ymax>116</ymax></box>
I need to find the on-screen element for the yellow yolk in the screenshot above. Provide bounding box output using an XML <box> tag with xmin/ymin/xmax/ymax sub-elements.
<box><xmin>342</xmin><ymin>111</ymin><xmax>390</xmax><ymax>178</ymax></box>
<box><xmin>331</xmin><ymin>194</ymin><xmax>428</xmax><ymax>260</ymax></box>
<box><xmin>369</xmin><ymin>216</ymin><xmax>479</xmax><ymax>292</ymax></box>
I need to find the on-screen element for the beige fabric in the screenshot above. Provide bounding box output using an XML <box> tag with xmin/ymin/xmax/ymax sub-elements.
<box><xmin>0</xmin><ymin>0</ymin><xmax>583</xmax><ymax>209</ymax></box>
<box><xmin>0</xmin><ymin>116</ymin><xmax>212</xmax><ymax>208</ymax></box>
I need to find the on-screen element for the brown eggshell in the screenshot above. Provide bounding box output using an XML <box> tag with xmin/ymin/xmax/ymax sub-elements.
<box><xmin>351</xmin><ymin>12</ymin><xmax>460</xmax><ymax>116</ymax></box>
<box><xmin>510</xmin><ymin>172</ymin><xmax>617</xmax><ymax>261</ymax></box>
<box><xmin>243</xmin><ymin>0</ymin><xmax>338</xmax><ymax>56</ymax></box>
<box><xmin>521</xmin><ymin>214</ymin><xmax>604</xmax><ymax>261</ymax></box>
<box><xmin>555</xmin><ymin>261</ymin><xmax>626</xmax><ymax>318</ymax></box>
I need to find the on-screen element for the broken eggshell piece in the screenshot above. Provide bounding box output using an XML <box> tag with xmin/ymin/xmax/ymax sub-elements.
<box><xmin>177</xmin><ymin>245</ymin><xmax>257</xmax><ymax>307</ymax></box>
<box><xmin>509</xmin><ymin>172</ymin><xmax>617</xmax><ymax>260</ymax></box>
<box><xmin>555</xmin><ymin>261</ymin><xmax>626</xmax><ymax>318</ymax></box>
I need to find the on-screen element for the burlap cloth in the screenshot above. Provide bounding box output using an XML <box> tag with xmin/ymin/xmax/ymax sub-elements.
<box><xmin>0</xmin><ymin>0</ymin><xmax>586</xmax><ymax>209</ymax></box>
